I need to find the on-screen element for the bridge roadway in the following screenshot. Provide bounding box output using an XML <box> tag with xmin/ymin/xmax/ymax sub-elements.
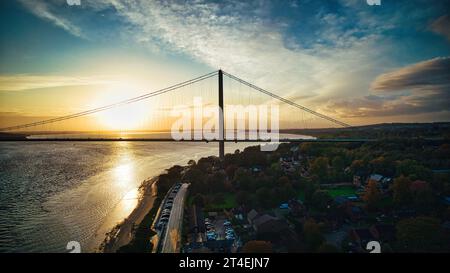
<box><xmin>0</xmin><ymin>138</ymin><xmax>375</xmax><ymax>143</ymax></box>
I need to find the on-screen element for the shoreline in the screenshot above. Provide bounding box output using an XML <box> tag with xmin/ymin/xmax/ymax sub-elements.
<box><xmin>98</xmin><ymin>177</ymin><xmax>158</xmax><ymax>253</ymax></box>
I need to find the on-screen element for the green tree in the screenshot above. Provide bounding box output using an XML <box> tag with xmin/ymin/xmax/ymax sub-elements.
<box><xmin>310</xmin><ymin>157</ymin><xmax>329</xmax><ymax>182</ymax></box>
<box><xmin>396</xmin><ymin>159</ymin><xmax>432</xmax><ymax>181</ymax></box>
<box><xmin>317</xmin><ymin>243</ymin><xmax>340</xmax><ymax>253</ymax></box>
<box><xmin>193</xmin><ymin>193</ymin><xmax>205</xmax><ymax>207</ymax></box>
<box><xmin>256</xmin><ymin>187</ymin><xmax>271</xmax><ymax>209</ymax></box>
<box><xmin>303</xmin><ymin>180</ymin><xmax>319</xmax><ymax>205</ymax></box>
<box><xmin>311</xmin><ymin>190</ymin><xmax>333</xmax><ymax>212</ymax></box>
<box><xmin>396</xmin><ymin>217</ymin><xmax>449</xmax><ymax>252</ymax></box>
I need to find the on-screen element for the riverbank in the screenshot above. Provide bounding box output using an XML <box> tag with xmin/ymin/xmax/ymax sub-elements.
<box><xmin>98</xmin><ymin>177</ymin><xmax>158</xmax><ymax>253</ymax></box>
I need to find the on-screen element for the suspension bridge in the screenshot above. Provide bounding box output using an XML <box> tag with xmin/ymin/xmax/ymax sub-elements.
<box><xmin>0</xmin><ymin>70</ymin><xmax>365</xmax><ymax>158</ymax></box>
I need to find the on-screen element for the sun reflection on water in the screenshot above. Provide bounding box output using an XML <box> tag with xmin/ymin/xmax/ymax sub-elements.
<box><xmin>105</xmin><ymin>142</ymin><xmax>140</xmax><ymax>227</ymax></box>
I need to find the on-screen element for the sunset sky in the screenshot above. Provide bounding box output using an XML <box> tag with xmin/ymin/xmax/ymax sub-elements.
<box><xmin>0</xmin><ymin>0</ymin><xmax>449</xmax><ymax>131</ymax></box>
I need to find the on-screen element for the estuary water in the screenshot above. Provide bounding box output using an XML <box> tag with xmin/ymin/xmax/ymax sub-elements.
<box><xmin>0</xmin><ymin>133</ymin><xmax>310</xmax><ymax>253</ymax></box>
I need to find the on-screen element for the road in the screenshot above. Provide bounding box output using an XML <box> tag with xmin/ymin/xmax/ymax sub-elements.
<box><xmin>160</xmin><ymin>183</ymin><xmax>189</xmax><ymax>253</ymax></box>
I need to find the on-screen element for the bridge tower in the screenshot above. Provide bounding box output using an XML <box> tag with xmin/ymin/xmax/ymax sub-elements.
<box><xmin>218</xmin><ymin>69</ymin><xmax>224</xmax><ymax>159</ymax></box>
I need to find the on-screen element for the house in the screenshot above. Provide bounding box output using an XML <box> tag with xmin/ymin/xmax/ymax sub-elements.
<box><xmin>247</xmin><ymin>209</ymin><xmax>259</xmax><ymax>224</ymax></box>
<box><xmin>368</xmin><ymin>174</ymin><xmax>383</xmax><ymax>184</ymax></box>
<box><xmin>380</xmin><ymin>177</ymin><xmax>393</xmax><ymax>191</ymax></box>
<box><xmin>288</xmin><ymin>199</ymin><xmax>304</xmax><ymax>216</ymax></box>
<box><xmin>252</xmin><ymin>214</ymin><xmax>289</xmax><ymax>234</ymax></box>
<box><xmin>252</xmin><ymin>166</ymin><xmax>262</xmax><ymax>173</ymax></box>
<box><xmin>353</xmin><ymin>175</ymin><xmax>362</xmax><ymax>187</ymax></box>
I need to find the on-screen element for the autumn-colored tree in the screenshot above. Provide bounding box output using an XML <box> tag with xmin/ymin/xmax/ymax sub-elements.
<box><xmin>363</xmin><ymin>180</ymin><xmax>381</xmax><ymax>210</ymax></box>
<box><xmin>392</xmin><ymin>175</ymin><xmax>412</xmax><ymax>207</ymax></box>
<box><xmin>303</xmin><ymin>219</ymin><xmax>324</xmax><ymax>251</ymax></box>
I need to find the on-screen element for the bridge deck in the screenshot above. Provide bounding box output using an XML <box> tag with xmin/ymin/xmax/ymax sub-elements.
<box><xmin>0</xmin><ymin>138</ymin><xmax>374</xmax><ymax>142</ymax></box>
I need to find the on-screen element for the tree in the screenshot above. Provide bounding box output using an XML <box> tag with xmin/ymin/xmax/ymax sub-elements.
<box><xmin>396</xmin><ymin>217</ymin><xmax>449</xmax><ymax>252</ymax></box>
<box><xmin>241</xmin><ymin>241</ymin><xmax>273</xmax><ymax>253</ymax></box>
<box><xmin>332</xmin><ymin>156</ymin><xmax>345</xmax><ymax>171</ymax></box>
<box><xmin>392</xmin><ymin>175</ymin><xmax>412</xmax><ymax>207</ymax></box>
<box><xmin>256</xmin><ymin>188</ymin><xmax>271</xmax><ymax>209</ymax></box>
<box><xmin>236</xmin><ymin>191</ymin><xmax>249</xmax><ymax>205</ymax></box>
<box><xmin>225</xmin><ymin>164</ymin><xmax>238</xmax><ymax>179</ymax></box>
<box><xmin>317</xmin><ymin>243</ymin><xmax>340</xmax><ymax>253</ymax></box>
<box><xmin>311</xmin><ymin>190</ymin><xmax>333</xmax><ymax>212</ymax></box>
<box><xmin>396</xmin><ymin>159</ymin><xmax>432</xmax><ymax>181</ymax></box>
<box><xmin>350</xmin><ymin>159</ymin><xmax>367</xmax><ymax>176</ymax></box>
<box><xmin>193</xmin><ymin>193</ymin><xmax>205</xmax><ymax>207</ymax></box>
<box><xmin>410</xmin><ymin>180</ymin><xmax>435</xmax><ymax>212</ymax></box>
<box><xmin>303</xmin><ymin>180</ymin><xmax>319</xmax><ymax>205</ymax></box>
<box><xmin>310</xmin><ymin>157</ymin><xmax>329</xmax><ymax>182</ymax></box>
<box><xmin>370</xmin><ymin>156</ymin><xmax>394</xmax><ymax>177</ymax></box>
<box><xmin>277</xmin><ymin>176</ymin><xmax>291</xmax><ymax>187</ymax></box>
<box><xmin>363</xmin><ymin>180</ymin><xmax>381</xmax><ymax>210</ymax></box>
<box><xmin>303</xmin><ymin>219</ymin><xmax>324</xmax><ymax>251</ymax></box>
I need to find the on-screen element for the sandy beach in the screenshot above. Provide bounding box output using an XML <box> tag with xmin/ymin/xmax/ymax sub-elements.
<box><xmin>99</xmin><ymin>177</ymin><xmax>158</xmax><ymax>253</ymax></box>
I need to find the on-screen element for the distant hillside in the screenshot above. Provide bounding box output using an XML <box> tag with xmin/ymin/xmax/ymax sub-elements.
<box><xmin>281</xmin><ymin>122</ymin><xmax>450</xmax><ymax>139</ymax></box>
<box><xmin>0</xmin><ymin>132</ymin><xmax>28</xmax><ymax>140</ymax></box>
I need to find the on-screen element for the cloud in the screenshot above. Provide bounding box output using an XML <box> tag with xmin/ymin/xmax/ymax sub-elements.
<box><xmin>16</xmin><ymin>0</ymin><xmax>449</xmax><ymax>124</ymax></box>
<box><xmin>0</xmin><ymin>74</ymin><xmax>116</xmax><ymax>91</ymax></box>
<box><xmin>431</xmin><ymin>15</ymin><xmax>450</xmax><ymax>42</ymax></box>
<box><xmin>323</xmin><ymin>57</ymin><xmax>450</xmax><ymax>118</ymax></box>
<box><xmin>371</xmin><ymin>57</ymin><xmax>450</xmax><ymax>92</ymax></box>
<box><xmin>18</xmin><ymin>0</ymin><xmax>84</xmax><ymax>38</ymax></box>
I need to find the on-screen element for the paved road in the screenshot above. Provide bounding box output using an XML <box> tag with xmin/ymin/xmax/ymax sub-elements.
<box><xmin>161</xmin><ymin>183</ymin><xmax>189</xmax><ymax>253</ymax></box>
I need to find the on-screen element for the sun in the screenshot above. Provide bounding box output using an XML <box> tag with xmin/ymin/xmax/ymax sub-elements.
<box><xmin>97</xmin><ymin>104</ymin><xmax>148</xmax><ymax>130</ymax></box>
<box><xmin>95</xmin><ymin>82</ymin><xmax>151</xmax><ymax>131</ymax></box>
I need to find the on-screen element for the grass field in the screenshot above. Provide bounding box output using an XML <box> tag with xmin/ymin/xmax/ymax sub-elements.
<box><xmin>206</xmin><ymin>193</ymin><xmax>237</xmax><ymax>210</ymax></box>
<box><xmin>326</xmin><ymin>186</ymin><xmax>357</xmax><ymax>198</ymax></box>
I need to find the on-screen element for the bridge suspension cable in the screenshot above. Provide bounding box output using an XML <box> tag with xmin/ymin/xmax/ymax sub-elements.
<box><xmin>0</xmin><ymin>71</ymin><xmax>218</xmax><ymax>132</ymax></box>
<box><xmin>0</xmin><ymin>69</ymin><xmax>351</xmax><ymax>132</ymax></box>
<box><xmin>222</xmin><ymin>70</ymin><xmax>351</xmax><ymax>128</ymax></box>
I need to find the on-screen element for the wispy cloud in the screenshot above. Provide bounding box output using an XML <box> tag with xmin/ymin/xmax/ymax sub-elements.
<box><xmin>18</xmin><ymin>0</ymin><xmax>84</xmax><ymax>38</ymax></box>
<box><xmin>431</xmin><ymin>15</ymin><xmax>450</xmax><ymax>42</ymax></box>
<box><xmin>0</xmin><ymin>74</ymin><xmax>116</xmax><ymax>91</ymax></box>
<box><xmin>15</xmin><ymin>0</ymin><xmax>450</xmax><ymax>124</ymax></box>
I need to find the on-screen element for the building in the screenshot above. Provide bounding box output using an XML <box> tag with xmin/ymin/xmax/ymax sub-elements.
<box><xmin>247</xmin><ymin>209</ymin><xmax>259</xmax><ymax>224</ymax></box>
<box><xmin>252</xmin><ymin>214</ymin><xmax>288</xmax><ymax>234</ymax></box>
<box><xmin>368</xmin><ymin>174</ymin><xmax>383</xmax><ymax>184</ymax></box>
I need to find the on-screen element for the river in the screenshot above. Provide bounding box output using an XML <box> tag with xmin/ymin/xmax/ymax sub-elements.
<box><xmin>0</xmin><ymin>133</ymin><xmax>311</xmax><ymax>252</ymax></box>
